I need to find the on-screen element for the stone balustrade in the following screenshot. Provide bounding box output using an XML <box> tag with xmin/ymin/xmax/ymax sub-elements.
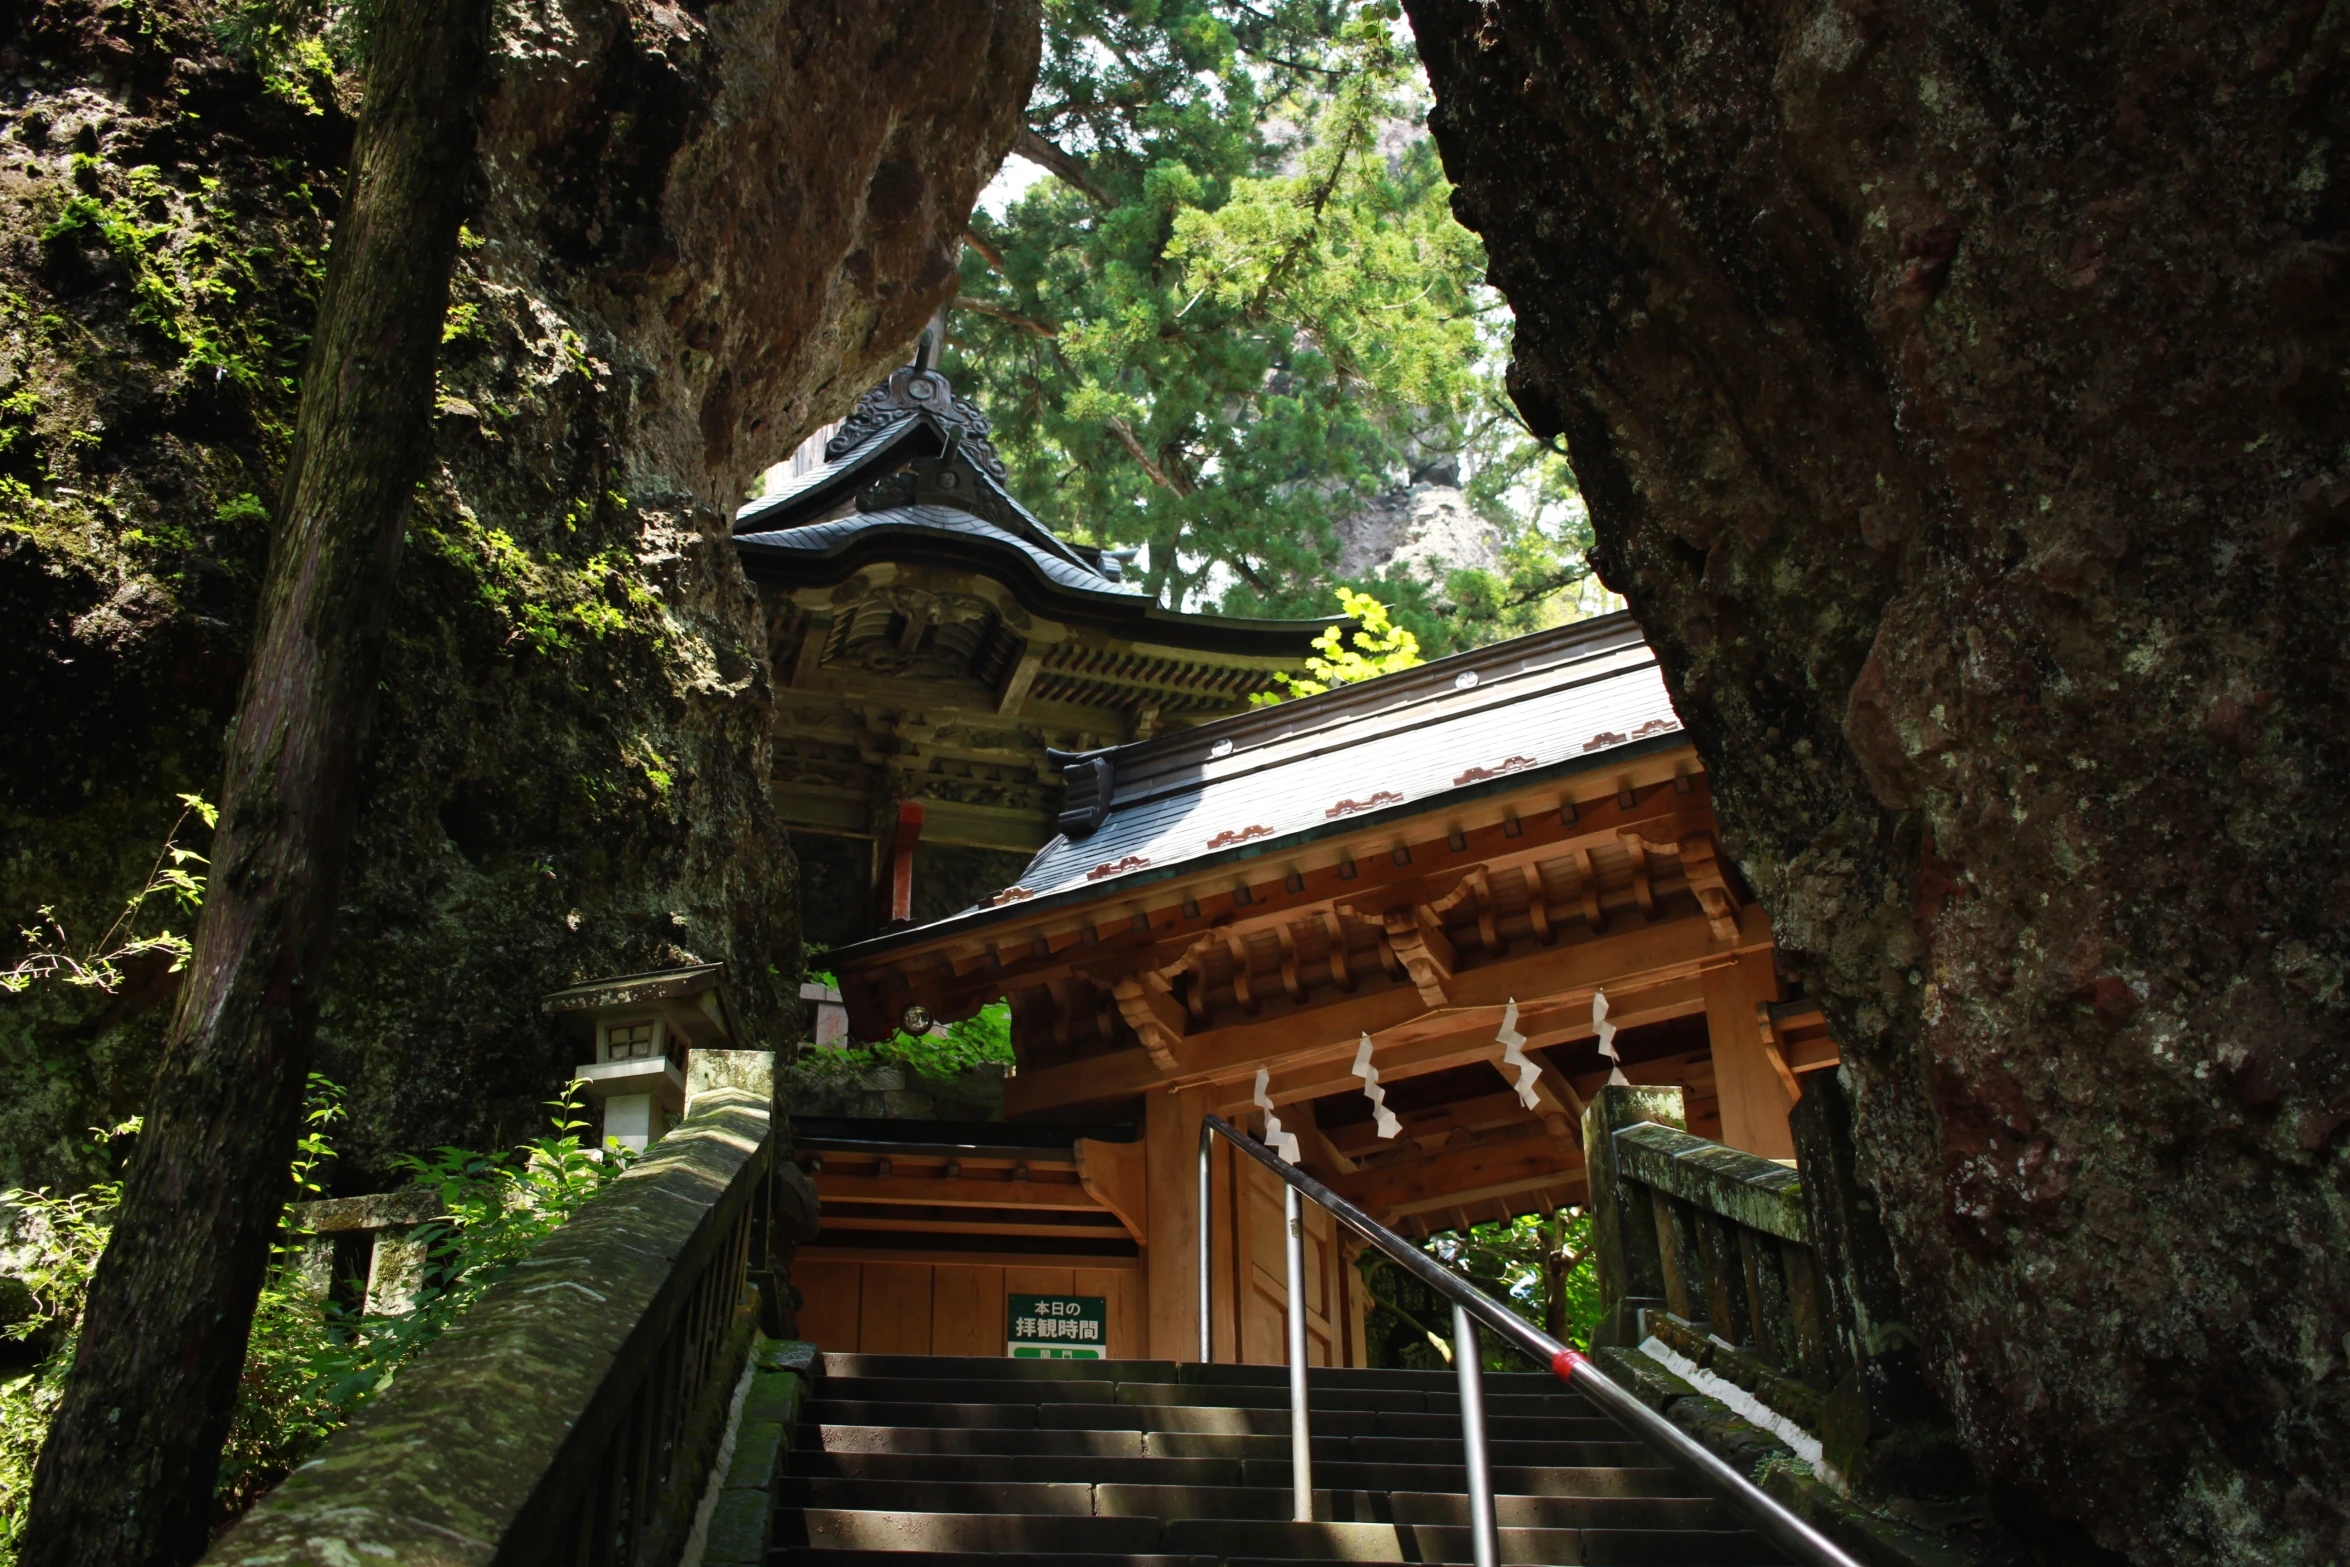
<box><xmin>205</xmin><ymin>1086</ymin><xmax>777</xmax><ymax>1567</ymax></box>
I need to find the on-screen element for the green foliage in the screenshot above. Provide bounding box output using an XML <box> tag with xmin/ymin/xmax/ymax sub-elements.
<box><xmin>0</xmin><ymin>1084</ymin><xmax>631</xmax><ymax>1558</ymax></box>
<box><xmin>314</xmin><ymin>1084</ymin><xmax>631</xmax><ymax>1412</ymax></box>
<box><xmin>41</xmin><ymin>167</ymin><xmax>310</xmax><ymax>396</ymax></box>
<box><xmin>1359</xmin><ymin>1208</ymin><xmax>1601</xmax><ymax>1371</ymax></box>
<box><xmin>415</xmin><ymin>500</ymin><xmax>658</xmax><ymax>658</ymax></box>
<box><xmin>3</xmin><ymin>795</ymin><xmax>215</xmax><ymax>995</ymax></box>
<box><xmin>1255</xmin><ymin>586</ymin><xmax>1421</xmax><ymax>701</ymax></box>
<box><xmin>793</xmin><ymin>973</ymin><xmax>1015</xmax><ymax>1083</ymax></box>
<box><xmin>951</xmin><ymin>0</ymin><xmax>1595</xmax><ymax>651</ymax></box>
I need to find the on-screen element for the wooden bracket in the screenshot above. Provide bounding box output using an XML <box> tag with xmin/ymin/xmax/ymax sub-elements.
<box><xmin>1382</xmin><ymin>905</ymin><xmax>1454</xmax><ymax>1005</ymax></box>
<box><xmin>1755</xmin><ymin>1000</ymin><xmax>1801</xmax><ymax>1102</ymax></box>
<box><xmin>1112</xmin><ymin>973</ymin><xmax>1186</xmax><ymax>1071</ymax></box>
<box><xmin>1681</xmin><ymin>833</ymin><xmax>1743</xmax><ymax>943</ymax></box>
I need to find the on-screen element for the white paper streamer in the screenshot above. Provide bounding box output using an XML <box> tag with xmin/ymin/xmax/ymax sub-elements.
<box><xmin>1351</xmin><ymin>1033</ymin><xmax>1402</xmax><ymax>1140</ymax></box>
<box><xmin>1595</xmin><ymin>988</ymin><xmax>1629</xmax><ymax>1086</ymax></box>
<box><xmin>1496</xmin><ymin>999</ymin><xmax>1541</xmax><ymax>1111</ymax></box>
<box><xmin>1253</xmin><ymin>1067</ymin><xmax>1301</xmax><ymax>1163</ymax></box>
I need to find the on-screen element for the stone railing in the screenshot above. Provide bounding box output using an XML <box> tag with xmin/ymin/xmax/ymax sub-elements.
<box><xmin>1581</xmin><ymin>1078</ymin><xmax>1980</xmax><ymax>1564</ymax></box>
<box><xmin>206</xmin><ymin>1086</ymin><xmax>776</xmax><ymax>1567</ymax></box>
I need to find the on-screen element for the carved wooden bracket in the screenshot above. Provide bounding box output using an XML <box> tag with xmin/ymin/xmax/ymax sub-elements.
<box><xmin>1380</xmin><ymin>905</ymin><xmax>1455</xmax><ymax>1006</ymax></box>
<box><xmin>1111</xmin><ymin>972</ymin><xmax>1186</xmax><ymax>1071</ymax></box>
<box><xmin>1680</xmin><ymin>833</ymin><xmax>1742</xmax><ymax>943</ymax></box>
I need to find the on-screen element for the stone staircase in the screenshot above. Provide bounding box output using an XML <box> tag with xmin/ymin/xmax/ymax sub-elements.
<box><xmin>772</xmin><ymin>1352</ymin><xmax>1784</xmax><ymax>1565</ymax></box>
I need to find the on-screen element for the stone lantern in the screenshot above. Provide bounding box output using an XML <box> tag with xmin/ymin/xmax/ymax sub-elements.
<box><xmin>541</xmin><ymin>963</ymin><xmax>741</xmax><ymax>1151</ymax></box>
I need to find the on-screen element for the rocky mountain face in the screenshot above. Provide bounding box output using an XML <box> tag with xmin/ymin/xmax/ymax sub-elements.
<box><xmin>0</xmin><ymin>0</ymin><xmax>1038</xmax><ymax>1190</ymax></box>
<box><xmin>1406</xmin><ymin>3</ymin><xmax>2347</xmax><ymax>1564</ymax></box>
<box><xmin>1331</xmin><ymin>479</ymin><xmax>1504</xmax><ymax>590</ymax></box>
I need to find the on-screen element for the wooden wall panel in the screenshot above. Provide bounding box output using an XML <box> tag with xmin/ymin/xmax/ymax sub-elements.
<box><xmin>1073</xmin><ymin>1266</ymin><xmax>1141</xmax><ymax>1360</ymax></box>
<box><xmin>859</xmin><ymin>1262</ymin><xmax>935</xmax><ymax>1355</ymax></box>
<box><xmin>932</xmin><ymin>1264</ymin><xmax>1004</xmax><ymax>1357</ymax></box>
<box><xmin>794</xmin><ymin>1258</ymin><xmax>862</xmax><ymax>1352</ymax></box>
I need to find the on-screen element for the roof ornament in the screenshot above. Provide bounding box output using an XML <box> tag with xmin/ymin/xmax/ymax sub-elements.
<box><xmin>823</xmin><ymin>349</ymin><xmax>1009</xmax><ymax>480</ymax></box>
<box><xmin>1253</xmin><ymin>1067</ymin><xmax>1302</xmax><ymax>1164</ymax></box>
<box><xmin>1497</xmin><ymin>998</ymin><xmax>1541</xmax><ymax>1111</ymax></box>
<box><xmin>1054</xmin><ymin>752</ymin><xmax>1116</xmax><ymax>839</ymax></box>
<box><xmin>1594</xmin><ymin>988</ymin><xmax>1629</xmax><ymax>1086</ymax></box>
<box><xmin>1352</xmin><ymin>1033</ymin><xmax>1401</xmax><ymax>1140</ymax></box>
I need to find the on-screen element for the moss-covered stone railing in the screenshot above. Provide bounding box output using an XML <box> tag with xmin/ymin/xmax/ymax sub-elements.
<box><xmin>1582</xmin><ymin>1080</ymin><xmax>1985</xmax><ymax>1565</ymax></box>
<box><xmin>205</xmin><ymin>1086</ymin><xmax>775</xmax><ymax>1567</ymax></box>
<box><xmin>1583</xmin><ymin>1085</ymin><xmax>1833</xmax><ymax>1384</ymax></box>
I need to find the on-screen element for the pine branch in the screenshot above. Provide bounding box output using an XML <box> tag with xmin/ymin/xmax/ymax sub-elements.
<box><xmin>951</xmin><ymin>295</ymin><xmax>1058</xmax><ymax>338</ymax></box>
<box><xmin>1017</xmin><ymin>126</ymin><xmax>1112</xmax><ymax>207</ymax></box>
<box><xmin>962</xmin><ymin>223</ymin><xmax>1008</xmax><ymax>273</ymax></box>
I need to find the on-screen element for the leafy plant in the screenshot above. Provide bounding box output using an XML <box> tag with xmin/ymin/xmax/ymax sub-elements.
<box><xmin>792</xmin><ymin>973</ymin><xmax>1014</xmax><ymax>1083</ymax></box>
<box><xmin>0</xmin><ymin>1083</ymin><xmax>632</xmax><ymax>1558</ymax></box>
<box><xmin>1360</xmin><ymin>1208</ymin><xmax>1600</xmax><ymax>1371</ymax></box>
<box><xmin>1254</xmin><ymin>587</ymin><xmax>1422</xmax><ymax>702</ymax></box>
<box><xmin>3</xmin><ymin>794</ymin><xmax>216</xmax><ymax>995</ymax></box>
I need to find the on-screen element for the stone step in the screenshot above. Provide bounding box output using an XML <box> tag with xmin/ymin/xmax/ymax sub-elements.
<box><xmin>788</xmin><ymin>1451</ymin><xmax>1701</xmax><ymax>1501</ymax></box>
<box><xmin>795</xmin><ymin>1450</ymin><xmax>1248</xmax><ymax>1486</ymax></box>
<box><xmin>776</xmin><ymin>1477</ymin><xmax>1736</xmax><ymax>1531</ymax></box>
<box><xmin>776</xmin><ymin>1556</ymin><xmax>1212</xmax><ymax>1567</ymax></box>
<box><xmin>778</xmin><ymin>1509</ymin><xmax>1160</xmax><ymax>1555</ymax></box>
<box><xmin>798</xmin><ymin>1422</ymin><xmax>1657</xmax><ymax>1471</ymax></box>
<box><xmin>807</xmin><ymin>1399</ymin><xmax>1622</xmax><ymax>1443</ymax></box>
<box><xmin>819</xmin><ymin>1352</ymin><xmax>1177</xmax><ymax>1382</ymax></box>
<box><xmin>815</xmin><ymin>1353</ymin><xmax>1561</xmax><ymax>1394</ymax></box>
<box><xmin>816</xmin><ymin>1368</ymin><xmax>1594</xmax><ymax>1419</ymax></box>
<box><xmin>1161</xmin><ymin>1518</ymin><xmax>1775</xmax><ymax>1564</ymax></box>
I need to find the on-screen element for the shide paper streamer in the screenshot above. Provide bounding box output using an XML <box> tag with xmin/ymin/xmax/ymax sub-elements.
<box><xmin>1497</xmin><ymin>999</ymin><xmax>1541</xmax><ymax>1110</ymax></box>
<box><xmin>1595</xmin><ymin>988</ymin><xmax>1628</xmax><ymax>1086</ymax></box>
<box><xmin>1352</xmin><ymin>1032</ymin><xmax>1402</xmax><ymax>1139</ymax></box>
<box><xmin>1253</xmin><ymin>1066</ymin><xmax>1301</xmax><ymax>1163</ymax></box>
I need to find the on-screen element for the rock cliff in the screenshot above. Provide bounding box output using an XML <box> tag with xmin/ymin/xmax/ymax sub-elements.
<box><xmin>1407</xmin><ymin>2</ymin><xmax>2348</xmax><ymax>1562</ymax></box>
<box><xmin>0</xmin><ymin>0</ymin><xmax>1038</xmax><ymax>1189</ymax></box>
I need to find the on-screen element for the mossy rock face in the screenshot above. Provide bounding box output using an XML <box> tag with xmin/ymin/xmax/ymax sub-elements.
<box><xmin>1410</xmin><ymin>0</ymin><xmax>2350</xmax><ymax>1559</ymax></box>
<box><xmin>0</xmin><ymin>0</ymin><xmax>1040</xmax><ymax>1190</ymax></box>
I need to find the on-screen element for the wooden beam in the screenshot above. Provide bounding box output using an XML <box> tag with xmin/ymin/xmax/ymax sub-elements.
<box><xmin>878</xmin><ymin>768</ymin><xmax>1718</xmax><ymax>998</ymax></box>
<box><xmin>996</xmin><ymin>646</ymin><xmax>1045</xmax><ymax>715</ymax></box>
<box><xmin>794</xmin><ymin>1245</ymin><xmax>1141</xmax><ymax>1271</ymax></box>
<box><xmin>1074</xmin><ymin>1136</ymin><xmax>1147</xmax><ymax>1243</ymax></box>
<box><xmin>808</xmin><ymin>1172</ymin><xmax>1107</xmax><ymax>1211</ymax></box>
<box><xmin>816</xmin><ymin>1213</ymin><xmax>1129</xmax><ymax>1240</ymax></box>
<box><xmin>1002</xmin><ymin>909</ymin><xmax>1757</xmax><ymax>1118</ymax></box>
<box><xmin>1330</xmin><ymin>1128</ymin><xmax>1588</xmax><ymax>1226</ymax></box>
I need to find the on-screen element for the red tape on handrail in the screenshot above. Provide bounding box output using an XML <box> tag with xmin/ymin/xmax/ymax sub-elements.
<box><xmin>1550</xmin><ymin>1347</ymin><xmax>1588</xmax><ymax>1382</ymax></box>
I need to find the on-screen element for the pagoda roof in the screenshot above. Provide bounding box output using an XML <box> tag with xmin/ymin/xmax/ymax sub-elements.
<box><xmin>731</xmin><ymin>358</ymin><xmax>1346</xmax><ymax>656</ymax></box>
<box><xmin>828</xmin><ymin>611</ymin><xmax>1688</xmax><ymax>963</ymax></box>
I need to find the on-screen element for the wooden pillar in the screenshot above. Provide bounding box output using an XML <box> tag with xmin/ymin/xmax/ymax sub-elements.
<box><xmin>884</xmin><ymin>802</ymin><xmax>923</xmax><ymax>924</ymax></box>
<box><xmin>1144</xmin><ymin>1086</ymin><xmax>1210</xmax><ymax>1360</ymax></box>
<box><xmin>1703</xmin><ymin>949</ymin><xmax>1794</xmax><ymax>1158</ymax></box>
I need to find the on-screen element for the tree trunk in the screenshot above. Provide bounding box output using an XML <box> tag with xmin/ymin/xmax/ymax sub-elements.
<box><xmin>17</xmin><ymin>0</ymin><xmax>493</xmax><ymax>1558</ymax></box>
<box><xmin>1405</xmin><ymin>3</ymin><xmax>2348</xmax><ymax>1564</ymax></box>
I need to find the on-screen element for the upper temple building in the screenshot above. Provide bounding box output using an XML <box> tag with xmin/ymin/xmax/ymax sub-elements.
<box><xmin>729</xmin><ymin>346</ymin><xmax>1342</xmax><ymax>945</ymax></box>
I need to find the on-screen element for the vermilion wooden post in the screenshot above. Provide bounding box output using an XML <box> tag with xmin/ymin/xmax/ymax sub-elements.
<box><xmin>888</xmin><ymin>802</ymin><xmax>924</xmax><ymax>923</ymax></box>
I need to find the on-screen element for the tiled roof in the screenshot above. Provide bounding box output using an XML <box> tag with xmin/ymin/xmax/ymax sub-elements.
<box><xmin>829</xmin><ymin>613</ymin><xmax>1688</xmax><ymax>957</ymax></box>
<box><xmin>735</xmin><ymin>503</ymin><xmax>1129</xmax><ymax>599</ymax></box>
<box><xmin>731</xmin><ymin>418</ymin><xmax>924</xmax><ymax>533</ymax></box>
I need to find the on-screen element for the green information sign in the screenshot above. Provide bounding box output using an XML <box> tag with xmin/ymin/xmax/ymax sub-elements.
<box><xmin>1007</xmin><ymin>1294</ymin><xmax>1107</xmax><ymax>1359</ymax></box>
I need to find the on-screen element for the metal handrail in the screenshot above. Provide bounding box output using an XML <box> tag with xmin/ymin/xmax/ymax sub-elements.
<box><xmin>1197</xmin><ymin>1113</ymin><xmax>1865</xmax><ymax>1567</ymax></box>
